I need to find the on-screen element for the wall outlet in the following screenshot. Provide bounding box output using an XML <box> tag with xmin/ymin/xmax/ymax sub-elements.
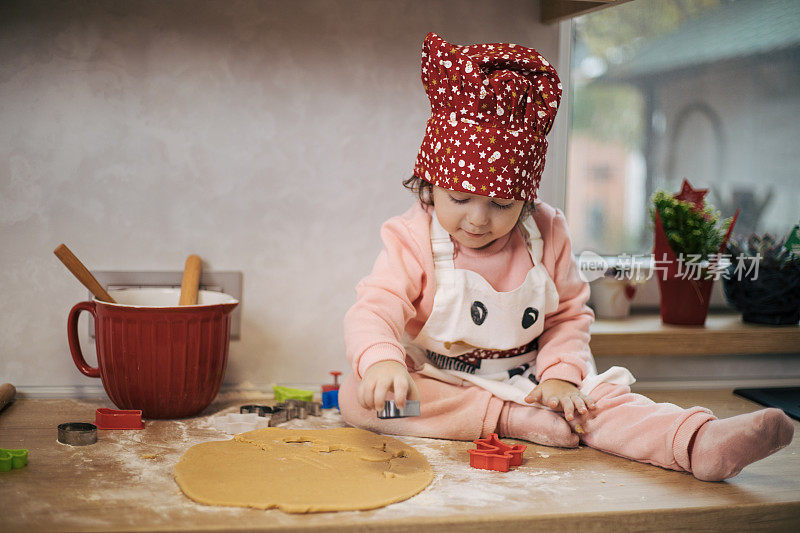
<box><xmin>87</xmin><ymin>271</ymin><xmax>243</xmax><ymax>340</ymax></box>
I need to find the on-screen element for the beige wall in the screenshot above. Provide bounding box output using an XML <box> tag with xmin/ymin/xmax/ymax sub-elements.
<box><xmin>0</xmin><ymin>0</ymin><xmax>562</xmax><ymax>394</ymax></box>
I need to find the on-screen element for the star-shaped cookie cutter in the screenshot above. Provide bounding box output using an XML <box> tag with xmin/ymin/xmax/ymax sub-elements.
<box><xmin>468</xmin><ymin>433</ymin><xmax>527</xmax><ymax>472</ymax></box>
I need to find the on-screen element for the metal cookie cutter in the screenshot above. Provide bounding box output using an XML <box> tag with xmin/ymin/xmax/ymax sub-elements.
<box><xmin>308</xmin><ymin>402</ymin><xmax>322</xmax><ymax>417</ymax></box>
<box><xmin>268</xmin><ymin>408</ymin><xmax>290</xmax><ymax>427</ymax></box>
<box><xmin>377</xmin><ymin>400</ymin><xmax>420</xmax><ymax>419</ymax></box>
<box><xmin>286</xmin><ymin>399</ymin><xmax>323</xmax><ymax>419</ymax></box>
<box><xmin>240</xmin><ymin>405</ymin><xmax>272</xmax><ymax>417</ymax></box>
<box><xmin>239</xmin><ymin>399</ymin><xmax>323</xmax><ymax>427</ymax></box>
<box><xmin>245</xmin><ymin>400</ymin><xmax>323</xmax><ymax>427</ymax></box>
<box><xmin>57</xmin><ymin>422</ymin><xmax>98</xmax><ymax>446</ymax></box>
<box><xmin>294</xmin><ymin>399</ymin><xmax>321</xmax><ymax>417</ymax></box>
<box><xmin>273</xmin><ymin>402</ymin><xmax>298</xmax><ymax>421</ymax></box>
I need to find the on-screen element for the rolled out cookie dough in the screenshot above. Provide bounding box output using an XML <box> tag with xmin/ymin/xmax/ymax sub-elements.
<box><xmin>174</xmin><ymin>427</ymin><xmax>433</xmax><ymax>513</ymax></box>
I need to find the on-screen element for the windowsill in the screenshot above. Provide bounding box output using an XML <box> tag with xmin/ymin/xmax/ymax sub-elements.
<box><xmin>590</xmin><ymin>310</ymin><xmax>800</xmax><ymax>357</ymax></box>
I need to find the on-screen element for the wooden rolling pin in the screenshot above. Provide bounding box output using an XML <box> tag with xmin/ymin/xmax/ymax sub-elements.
<box><xmin>53</xmin><ymin>244</ymin><xmax>116</xmax><ymax>303</ymax></box>
<box><xmin>179</xmin><ymin>254</ymin><xmax>202</xmax><ymax>305</ymax></box>
<box><xmin>0</xmin><ymin>383</ymin><xmax>16</xmax><ymax>412</ymax></box>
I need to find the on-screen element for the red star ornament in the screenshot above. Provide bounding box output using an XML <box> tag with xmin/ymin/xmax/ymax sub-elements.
<box><xmin>674</xmin><ymin>178</ymin><xmax>708</xmax><ymax>212</ymax></box>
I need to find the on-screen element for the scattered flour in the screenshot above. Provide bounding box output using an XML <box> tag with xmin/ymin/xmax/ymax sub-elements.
<box><xmin>41</xmin><ymin>400</ymin><xmax>577</xmax><ymax>527</ymax></box>
<box><xmin>368</xmin><ymin>435</ymin><xmax>576</xmax><ymax>518</ymax></box>
<box><xmin>279</xmin><ymin>413</ymin><xmax>578</xmax><ymax>517</ymax></box>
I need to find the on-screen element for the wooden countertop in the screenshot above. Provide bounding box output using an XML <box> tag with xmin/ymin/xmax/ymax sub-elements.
<box><xmin>1</xmin><ymin>391</ymin><xmax>799</xmax><ymax>532</ymax></box>
<box><xmin>590</xmin><ymin>312</ymin><xmax>800</xmax><ymax>357</ymax></box>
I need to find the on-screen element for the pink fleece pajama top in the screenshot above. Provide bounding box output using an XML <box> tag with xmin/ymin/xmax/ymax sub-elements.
<box><xmin>343</xmin><ymin>200</ymin><xmax>595</xmax><ymax>386</ymax></box>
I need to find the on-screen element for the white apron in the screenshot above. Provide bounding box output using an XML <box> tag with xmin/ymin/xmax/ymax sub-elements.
<box><xmin>406</xmin><ymin>212</ymin><xmax>634</xmax><ymax>406</ymax></box>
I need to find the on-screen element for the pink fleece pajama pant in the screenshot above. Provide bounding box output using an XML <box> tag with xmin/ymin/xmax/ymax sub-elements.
<box><xmin>339</xmin><ymin>372</ymin><xmax>715</xmax><ymax>473</ymax></box>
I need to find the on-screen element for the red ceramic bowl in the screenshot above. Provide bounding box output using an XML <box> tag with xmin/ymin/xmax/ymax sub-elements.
<box><xmin>67</xmin><ymin>288</ymin><xmax>239</xmax><ymax>419</ymax></box>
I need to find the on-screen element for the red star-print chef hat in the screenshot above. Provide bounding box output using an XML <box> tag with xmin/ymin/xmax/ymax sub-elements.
<box><xmin>413</xmin><ymin>32</ymin><xmax>561</xmax><ymax>202</ymax></box>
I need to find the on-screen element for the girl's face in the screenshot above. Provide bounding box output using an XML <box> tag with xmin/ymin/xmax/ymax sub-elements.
<box><xmin>431</xmin><ymin>186</ymin><xmax>525</xmax><ymax>249</ymax></box>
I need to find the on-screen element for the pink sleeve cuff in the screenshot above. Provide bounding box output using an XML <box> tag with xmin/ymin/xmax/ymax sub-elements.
<box><xmin>356</xmin><ymin>342</ymin><xmax>407</xmax><ymax>379</ymax></box>
<box><xmin>538</xmin><ymin>362</ymin><xmax>583</xmax><ymax>387</ymax></box>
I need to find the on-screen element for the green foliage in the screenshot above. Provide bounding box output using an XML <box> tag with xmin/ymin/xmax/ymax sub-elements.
<box><xmin>574</xmin><ymin>0</ymin><xmax>722</xmax><ymax>61</ymax></box>
<box><xmin>571</xmin><ymin>85</ymin><xmax>644</xmax><ymax>150</ymax></box>
<box><xmin>649</xmin><ymin>188</ymin><xmax>733</xmax><ymax>260</ymax></box>
<box><xmin>571</xmin><ymin>0</ymin><xmax>722</xmax><ymax>150</ymax></box>
<box><xmin>726</xmin><ymin>233</ymin><xmax>800</xmax><ymax>271</ymax></box>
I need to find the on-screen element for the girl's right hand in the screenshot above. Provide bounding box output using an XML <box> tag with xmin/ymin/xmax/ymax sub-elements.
<box><xmin>358</xmin><ymin>360</ymin><xmax>420</xmax><ymax>411</ymax></box>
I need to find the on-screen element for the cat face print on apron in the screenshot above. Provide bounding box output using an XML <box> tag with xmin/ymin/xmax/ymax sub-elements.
<box><xmin>407</xmin><ymin>212</ymin><xmax>636</xmax><ymax>405</ymax></box>
<box><xmin>409</xmin><ymin>212</ymin><xmax>559</xmax><ymax>404</ymax></box>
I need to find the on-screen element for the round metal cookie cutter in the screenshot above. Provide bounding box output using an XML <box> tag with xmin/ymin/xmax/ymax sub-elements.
<box><xmin>57</xmin><ymin>422</ymin><xmax>98</xmax><ymax>446</ymax></box>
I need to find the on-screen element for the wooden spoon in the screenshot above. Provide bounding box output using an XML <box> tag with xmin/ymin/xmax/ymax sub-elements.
<box><xmin>0</xmin><ymin>383</ymin><xmax>15</xmax><ymax>412</ymax></box>
<box><xmin>53</xmin><ymin>243</ymin><xmax>116</xmax><ymax>303</ymax></box>
<box><xmin>179</xmin><ymin>254</ymin><xmax>202</xmax><ymax>305</ymax></box>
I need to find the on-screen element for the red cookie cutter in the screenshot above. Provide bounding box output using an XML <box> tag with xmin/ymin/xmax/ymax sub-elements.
<box><xmin>95</xmin><ymin>408</ymin><xmax>145</xmax><ymax>430</ymax></box>
<box><xmin>468</xmin><ymin>433</ymin><xmax>526</xmax><ymax>472</ymax></box>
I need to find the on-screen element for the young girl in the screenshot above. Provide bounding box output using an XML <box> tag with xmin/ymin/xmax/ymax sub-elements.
<box><xmin>341</xmin><ymin>32</ymin><xmax>793</xmax><ymax>481</ymax></box>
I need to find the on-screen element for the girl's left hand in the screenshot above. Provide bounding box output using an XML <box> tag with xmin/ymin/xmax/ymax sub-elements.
<box><xmin>525</xmin><ymin>379</ymin><xmax>596</xmax><ymax>421</ymax></box>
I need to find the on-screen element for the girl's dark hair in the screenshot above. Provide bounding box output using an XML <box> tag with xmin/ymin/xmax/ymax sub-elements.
<box><xmin>402</xmin><ymin>174</ymin><xmax>434</xmax><ymax>205</ymax></box>
<box><xmin>402</xmin><ymin>174</ymin><xmax>536</xmax><ymax>218</ymax></box>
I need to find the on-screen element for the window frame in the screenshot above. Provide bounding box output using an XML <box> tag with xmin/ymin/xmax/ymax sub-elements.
<box><xmin>556</xmin><ymin>18</ymin><xmax>736</xmax><ymax>312</ymax></box>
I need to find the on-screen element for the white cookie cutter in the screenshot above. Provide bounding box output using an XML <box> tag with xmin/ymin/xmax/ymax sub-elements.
<box><xmin>214</xmin><ymin>413</ymin><xmax>270</xmax><ymax>434</ymax></box>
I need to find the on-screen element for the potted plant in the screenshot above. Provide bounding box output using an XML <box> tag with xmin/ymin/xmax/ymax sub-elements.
<box><xmin>722</xmin><ymin>232</ymin><xmax>800</xmax><ymax>325</ymax></box>
<box><xmin>649</xmin><ymin>179</ymin><xmax>738</xmax><ymax>325</ymax></box>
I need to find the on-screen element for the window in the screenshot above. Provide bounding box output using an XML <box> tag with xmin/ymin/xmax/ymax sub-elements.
<box><xmin>566</xmin><ymin>0</ymin><xmax>800</xmax><ymax>256</ymax></box>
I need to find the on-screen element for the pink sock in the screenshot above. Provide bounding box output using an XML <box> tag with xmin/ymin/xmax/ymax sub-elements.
<box><xmin>498</xmin><ymin>402</ymin><xmax>580</xmax><ymax>448</ymax></box>
<box><xmin>689</xmin><ymin>408</ymin><xmax>794</xmax><ymax>481</ymax></box>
